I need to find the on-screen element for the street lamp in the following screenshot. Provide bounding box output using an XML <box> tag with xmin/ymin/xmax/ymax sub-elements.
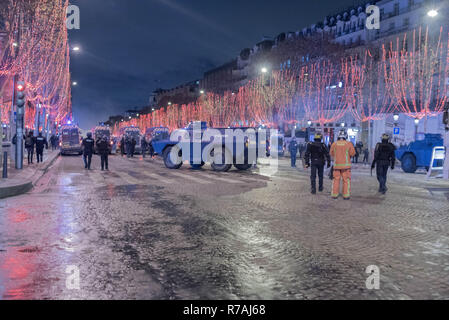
<box><xmin>168</xmin><ymin>102</ymin><xmax>172</xmax><ymax>106</ymax></box>
<box><xmin>427</xmin><ymin>9</ymin><xmax>438</xmax><ymax>17</ymax></box>
<box><xmin>72</xmin><ymin>46</ymin><xmax>80</xmax><ymax>52</ymax></box>
<box><xmin>12</xmin><ymin>42</ymin><xmax>18</xmax><ymax>47</ymax></box>
<box><xmin>199</xmin><ymin>90</ymin><xmax>205</xmax><ymax>95</ymax></box>
<box><xmin>341</xmin><ymin>122</ymin><xmax>346</xmax><ymax>128</ymax></box>
<box><xmin>414</xmin><ymin>118</ymin><xmax>420</xmax><ymax>140</ymax></box>
<box><xmin>261</xmin><ymin>67</ymin><xmax>268</xmax><ymax>74</ymax></box>
<box><xmin>393</xmin><ymin>114</ymin><xmax>399</xmax><ymax>122</ymax></box>
<box><xmin>307</xmin><ymin>120</ymin><xmax>312</xmax><ymax>127</ymax></box>
<box><xmin>72</xmin><ymin>81</ymin><xmax>77</xmax><ymax>86</ymax></box>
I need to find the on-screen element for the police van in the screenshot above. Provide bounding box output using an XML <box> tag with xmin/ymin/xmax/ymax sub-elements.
<box><xmin>93</xmin><ymin>125</ymin><xmax>113</xmax><ymax>154</ymax></box>
<box><xmin>60</xmin><ymin>125</ymin><xmax>82</xmax><ymax>155</ymax></box>
<box><xmin>121</xmin><ymin>126</ymin><xmax>143</xmax><ymax>154</ymax></box>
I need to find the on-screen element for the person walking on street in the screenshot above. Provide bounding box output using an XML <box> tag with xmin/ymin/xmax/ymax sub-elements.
<box><xmin>130</xmin><ymin>137</ymin><xmax>136</xmax><ymax>157</ymax></box>
<box><xmin>288</xmin><ymin>138</ymin><xmax>298</xmax><ymax>167</ymax></box>
<box><xmin>304</xmin><ymin>133</ymin><xmax>331</xmax><ymax>194</ymax></box>
<box><xmin>25</xmin><ymin>131</ymin><xmax>35</xmax><ymax>164</ymax></box>
<box><xmin>353</xmin><ymin>141</ymin><xmax>362</xmax><ymax>164</ymax></box>
<box><xmin>82</xmin><ymin>132</ymin><xmax>95</xmax><ymax>170</ymax></box>
<box><xmin>35</xmin><ymin>132</ymin><xmax>48</xmax><ymax>163</ymax></box>
<box><xmin>371</xmin><ymin>133</ymin><xmax>396</xmax><ymax>194</ymax></box>
<box><xmin>97</xmin><ymin>135</ymin><xmax>110</xmax><ymax>171</ymax></box>
<box><xmin>50</xmin><ymin>134</ymin><xmax>57</xmax><ymax>150</ymax></box>
<box><xmin>125</xmin><ymin>135</ymin><xmax>132</xmax><ymax>158</ymax></box>
<box><xmin>141</xmin><ymin>136</ymin><xmax>148</xmax><ymax>158</ymax></box>
<box><xmin>120</xmin><ymin>136</ymin><xmax>125</xmax><ymax>156</ymax></box>
<box><xmin>330</xmin><ymin>130</ymin><xmax>356</xmax><ymax>200</ymax></box>
<box><xmin>363</xmin><ymin>148</ymin><xmax>369</xmax><ymax>165</ymax></box>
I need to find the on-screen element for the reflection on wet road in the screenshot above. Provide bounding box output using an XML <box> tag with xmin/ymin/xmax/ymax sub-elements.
<box><xmin>1</xmin><ymin>155</ymin><xmax>448</xmax><ymax>299</ymax></box>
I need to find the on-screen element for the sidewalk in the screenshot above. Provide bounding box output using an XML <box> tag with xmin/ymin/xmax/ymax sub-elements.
<box><xmin>0</xmin><ymin>149</ymin><xmax>60</xmax><ymax>199</ymax></box>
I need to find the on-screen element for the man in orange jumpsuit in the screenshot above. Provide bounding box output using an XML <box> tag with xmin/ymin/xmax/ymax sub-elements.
<box><xmin>330</xmin><ymin>130</ymin><xmax>356</xmax><ymax>200</ymax></box>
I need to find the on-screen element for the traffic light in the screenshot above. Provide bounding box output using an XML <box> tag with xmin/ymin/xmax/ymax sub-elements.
<box><xmin>16</xmin><ymin>81</ymin><xmax>26</xmax><ymax>109</ymax></box>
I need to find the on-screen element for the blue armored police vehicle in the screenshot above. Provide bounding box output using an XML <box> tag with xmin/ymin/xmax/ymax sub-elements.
<box><xmin>396</xmin><ymin>133</ymin><xmax>444</xmax><ymax>173</ymax></box>
<box><xmin>151</xmin><ymin>121</ymin><xmax>271</xmax><ymax>172</ymax></box>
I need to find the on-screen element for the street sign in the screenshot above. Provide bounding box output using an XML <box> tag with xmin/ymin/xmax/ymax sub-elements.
<box><xmin>394</xmin><ymin>127</ymin><xmax>400</xmax><ymax>135</ymax></box>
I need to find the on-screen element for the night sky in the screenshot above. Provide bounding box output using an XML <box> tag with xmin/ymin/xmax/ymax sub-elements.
<box><xmin>69</xmin><ymin>0</ymin><xmax>358</xmax><ymax>130</ymax></box>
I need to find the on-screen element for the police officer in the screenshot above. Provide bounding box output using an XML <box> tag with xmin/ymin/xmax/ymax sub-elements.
<box><xmin>35</xmin><ymin>132</ymin><xmax>48</xmax><ymax>163</ymax></box>
<box><xmin>125</xmin><ymin>135</ymin><xmax>132</xmax><ymax>158</ymax></box>
<box><xmin>82</xmin><ymin>132</ymin><xmax>95</xmax><ymax>170</ymax></box>
<box><xmin>371</xmin><ymin>133</ymin><xmax>396</xmax><ymax>194</ymax></box>
<box><xmin>130</xmin><ymin>137</ymin><xmax>136</xmax><ymax>157</ymax></box>
<box><xmin>304</xmin><ymin>133</ymin><xmax>331</xmax><ymax>194</ymax></box>
<box><xmin>288</xmin><ymin>138</ymin><xmax>298</xmax><ymax>167</ymax></box>
<box><xmin>97</xmin><ymin>135</ymin><xmax>110</xmax><ymax>171</ymax></box>
<box><xmin>25</xmin><ymin>131</ymin><xmax>35</xmax><ymax>164</ymax></box>
<box><xmin>141</xmin><ymin>136</ymin><xmax>148</xmax><ymax>158</ymax></box>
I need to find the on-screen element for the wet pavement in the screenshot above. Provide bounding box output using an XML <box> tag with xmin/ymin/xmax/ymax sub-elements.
<box><xmin>0</xmin><ymin>154</ymin><xmax>448</xmax><ymax>299</ymax></box>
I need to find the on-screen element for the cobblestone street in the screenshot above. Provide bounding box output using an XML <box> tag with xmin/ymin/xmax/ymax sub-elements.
<box><xmin>0</xmin><ymin>154</ymin><xmax>448</xmax><ymax>299</ymax></box>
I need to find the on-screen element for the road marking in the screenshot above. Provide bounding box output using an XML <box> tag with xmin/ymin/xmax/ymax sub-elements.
<box><xmin>115</xmin><ymin>172</ymin><xmax>145</xmax><ymax>185</ymax></box>
<box><xmin>167</xmin><ymin>171</ymin><xmax>212</xmax><ymax>185</ymax></box>
<box><xmin>195</xmin><ymin>172</ymin><xmax>242</xmax><ymax>184</ymax></box>
<box><xmin>142</xmin><ymin>171</ymin><xmax>175</xmax><ymax>184</ymax></box>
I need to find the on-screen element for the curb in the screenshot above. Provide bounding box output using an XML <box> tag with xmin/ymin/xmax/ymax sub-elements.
<box><xmin>0</xmin><ymin>180</ymin><xmax>33</xmax><ymax>199</ymax></box>
<box><xmin>0</xmin><ymin>151</ymin><xmax>60</xmax><ymax>199</ymax></box>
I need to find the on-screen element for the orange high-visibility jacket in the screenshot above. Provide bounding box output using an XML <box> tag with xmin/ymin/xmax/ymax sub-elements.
<box><xmin>330</xmin><ymin>140</ymin><xmax>356</xmax><ymax>169</ymax></box>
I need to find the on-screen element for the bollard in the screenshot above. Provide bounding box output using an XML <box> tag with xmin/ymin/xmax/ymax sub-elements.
<box><xmin>2</xmin><ymin>151</ymin><xmax>7</xmax><ymax>178</ymax></box>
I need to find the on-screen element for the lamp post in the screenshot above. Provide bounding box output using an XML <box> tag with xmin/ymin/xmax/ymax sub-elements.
<box><xmin>306</xmin><ymin>120</ymin><xmax>312</xmax><ymax>142</ymax></box>
<box><xmin>414</xmin><ymin>118</ymin><xmax>419</xmax><ymax>141</ymax></box>
<box><xmin>393</xmin><ymin>114</ymin><xmax>399</xmax><ymax>143</ymax></box>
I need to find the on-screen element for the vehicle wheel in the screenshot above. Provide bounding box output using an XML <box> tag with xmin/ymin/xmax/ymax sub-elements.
<box><xmin>163</xmin><ymin>145</ymin><xmax>183</xmax><ymax>169</ymax></box>
<box><xmin>234</xmin><ymin>164</ymin><xmax>252</xmax><ymax>171</ymax></box>
<box><xmin>211</xmin><ymin>148</ymin><xmax>232</xmax><ymax>172</ymax></box>
<box><xmin>190</xmin><ymin>162</ymin><xmax>205</xmax><ymax>170</ymax></box>
<box><xmin>401</xmin><ymin>153</ymin><xmax>417</xmax><ymax>173</ymax></box>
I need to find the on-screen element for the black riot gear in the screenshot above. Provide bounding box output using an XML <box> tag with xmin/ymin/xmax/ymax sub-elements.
<box><xmin>304</xmin><ymin>140</ymin><xmax>331</xmax><ymax>194</ymax></box>
<box><xmin>82</xmin><ymin>135</ymin><xmax>95</xmax><ymax>169</ymax></box>
<box><xmin>371</xmin><ymin>137</ymin><xmax>396</xmax><ymax>194</ymax></box>
<box><xmin>35</xmin><ymin>132</ymin><xmax>48</xmax><ymax>163</ymax></box>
